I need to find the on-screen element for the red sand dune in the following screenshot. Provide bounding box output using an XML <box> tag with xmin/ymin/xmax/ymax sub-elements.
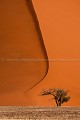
<box><xmin>26</xmin><ymin>0</ymin><xmax>80</xmax><ymax>106</ymax></box>
<box><xmin>0</xmin><ymin>0</ymin><xmax>80</xmax><ymax>106</ymax></box>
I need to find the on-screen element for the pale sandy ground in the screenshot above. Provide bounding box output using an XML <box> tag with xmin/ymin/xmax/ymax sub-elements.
<box><xmin>0</xmin><ymin>106</ymin><xmax>80</xmax><ymax>120</ymax></box>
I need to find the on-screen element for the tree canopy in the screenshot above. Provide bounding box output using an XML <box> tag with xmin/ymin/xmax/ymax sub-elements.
<box><xmin>40</xmin><ymin>88</ymin><xmax>70</xmax><ymax>106</ymax></box>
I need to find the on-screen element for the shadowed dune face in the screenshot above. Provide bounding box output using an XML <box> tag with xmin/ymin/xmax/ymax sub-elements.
<box><xmin>0</xmin><ymin>0</ymin><xmax>48</xmax><ymax>94</ymax></box>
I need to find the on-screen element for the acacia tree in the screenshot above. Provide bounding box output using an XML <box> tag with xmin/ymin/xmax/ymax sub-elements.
<box><xmin>40</xmin><ymin>88</ymin><xmax>70</xmax><ymax>106</ymax></box>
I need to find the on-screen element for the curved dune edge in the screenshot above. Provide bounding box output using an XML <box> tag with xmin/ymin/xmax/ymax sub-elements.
<box><xmin>24</xmin><ymin>0</ymin><xmax>49</xmax><ymax>93</ymax></box>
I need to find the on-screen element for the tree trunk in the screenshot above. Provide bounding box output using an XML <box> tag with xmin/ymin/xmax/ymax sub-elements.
<box><xmin>55</xmin><ymin>99</ymin><xmax>62</xmax><ymax>107</ymax></box>
<box><xmin>55</xmin><ymin>100</ymin><xmax>59</xmax><ymax>107</ymax></box>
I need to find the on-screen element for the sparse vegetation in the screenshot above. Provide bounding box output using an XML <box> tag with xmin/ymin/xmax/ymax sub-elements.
<box><xmin>0</xmin><ymin>106</ymin><xmax>80</xmax><ymax>119</ymax></box>
<box><xmin>40</xmin><ymin>88</ymin><xmax>70</xmax><ymax>106</ymax></box>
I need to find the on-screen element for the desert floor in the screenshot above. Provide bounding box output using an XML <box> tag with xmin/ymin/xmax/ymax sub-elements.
<box><xmin>0</xmin><ymin>106</ymin><xmax>80</xmax><ymax>120</ymax></box>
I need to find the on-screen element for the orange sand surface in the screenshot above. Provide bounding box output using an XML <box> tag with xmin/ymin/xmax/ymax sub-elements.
<box><xmin>0</xmin><ymin>0</ymin><xmax>80</xmax><ymax>106</ymax></box>
<box><xmin>26</xmin><ymin>0</ymin><xmax>80</xmax><ymax>106</ymax></box>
